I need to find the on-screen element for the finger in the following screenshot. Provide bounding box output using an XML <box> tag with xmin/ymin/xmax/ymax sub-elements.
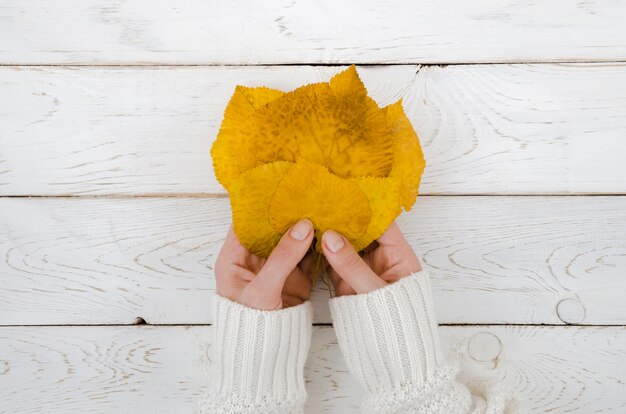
<box><xmin>376</xmin><ymin>221</ymin><xmax>409</xmax><ymax>248</ymax></box>
<box><xmin>215</xmin><ymin>225</ymin><xmax>250</xmax><ymax>295</ymax></box>
<box><xmin>249</xmin><ymin>218</ymin><xmax>314</xmax><ymax>293</ymax></box>
<box><xmin>282</xmin><ymin>294</ymin><xmax>303</xmax><ymax>308</ymax></box>
<box><xmin>327</xmin><ymin>265</ymin><xmax>356</xmax><ymax>296</ymax></box>
<box><xmin>327</xmin><ymin>266</ymin><xmax>341</xmax><ymax>291</ymax></box>
<box><xmin>299</xmin><ymin>251</ymin><xmax>326</xmax><ymax>281</ymax></box>
<box><xmin>245</xmin><ymin>254</ymin><xmax>266</xmax><ymax>274</ymax></box>
<box><xmin>299</xmin><ymin>252</ymin><xmax>316</xmax><ymax>277</ymax></box>
<box><xmin>283</xmin><ymin>269</ymin><xmax>313</xmax><ymax>301</ymax></box>
<box><xmin>217</xmin><ymin>225</ymin><xmax>250</xmax><ymax>265</ymax></box>
<box><xmin>321</xmin><ymin>229</ymin><xmax>387</xmax><ymax>294</ymax></box>
<box><xmin>361</xmin><ymin>240</ymin><xmax>379</xmax><ymax>256</ymax></box>
<box><xmin>376</xmin><ymin>221</ymin><xmax>422</xmax><ymax>274</ymax></box>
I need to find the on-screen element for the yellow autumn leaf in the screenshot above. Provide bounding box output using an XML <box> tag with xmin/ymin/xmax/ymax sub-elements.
<box><xmin>383</xmin><ymin>99</ymin><xmax>426</xmax><ymax>210</ymax></box>
<box><xmin>211</xmin><ymin>85</ymin><xmax>285</xmax><ymax>191</ymax></box>
<box><xmin>212</xmin><ymin>65</ymin><xmax>426</xmax><ymax>258</ymax></box>
<box><xmin>229</xmin><ymin>160</ymin><xmax>292</xmax><ymax>258</ymax></box>
<box><xmin>269</xmin><ymin>161</ymin><xmax>372</xmax><ymax>249</ymax></box>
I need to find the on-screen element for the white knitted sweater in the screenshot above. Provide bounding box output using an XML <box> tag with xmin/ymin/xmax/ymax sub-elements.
<box><xmin>198</xmin><ymin>270</ymin><xmax>519</xmax><ymax>413</ymax></box>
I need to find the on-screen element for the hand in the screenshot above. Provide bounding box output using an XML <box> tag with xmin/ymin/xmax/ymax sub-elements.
<box><xmin>321</xmin><ymin>221</ymin><xmax>421</xmax><ymax>296</ymax></box>
<box><xmin>215</xmin><ymin>218</ymin><xmax>315</xmax><ymax>310</ymax></box>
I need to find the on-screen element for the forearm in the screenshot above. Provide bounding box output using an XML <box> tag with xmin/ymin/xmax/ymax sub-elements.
<box><xmin>199</xmin><ymin>294</ymin><xmax>313</xmax><ymax>414</ymax></box>
<box><xmin>329</xmin><ymin>270</ymin><xmax>518</xmax><ymax>413</ymax></box>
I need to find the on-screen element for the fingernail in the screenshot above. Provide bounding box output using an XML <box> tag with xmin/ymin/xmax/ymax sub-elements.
<box><xmin>290</xmin><ymin>218</ymin><xmax>312</xmax><ymax>241</ymax></box>
<box><xmin>323</xmin><ymin>230</ymin><xmax>345</xmax><ymax>253</ymax></box>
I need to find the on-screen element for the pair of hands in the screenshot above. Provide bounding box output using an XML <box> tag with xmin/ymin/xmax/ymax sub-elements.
<box><xmin>215</xmin><ymin>218</ymin><xmax>422</xmax><ymax>310</ymax></box>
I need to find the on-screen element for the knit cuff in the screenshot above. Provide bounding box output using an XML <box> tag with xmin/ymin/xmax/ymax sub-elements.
<box><xmin>199</xmin><ymin>295</ymin><xmax>313</xmax><ymax>414</ymax></box>
<box><xmin>329</xmin><ymin>270</ymin><xmax>445</xmax><ymax>395</ymax></box>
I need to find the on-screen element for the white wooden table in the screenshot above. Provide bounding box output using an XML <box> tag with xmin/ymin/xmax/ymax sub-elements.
<box><xmin>1</xmin><ymin>1</ymin><xmax>625</xmax><ymax>412</ymax></box>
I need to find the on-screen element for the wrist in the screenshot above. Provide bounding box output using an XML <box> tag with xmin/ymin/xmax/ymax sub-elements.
<box><xmin>201</xmin><ymin>294</ymin><xmax>313</xmax><ymax>413</ymax></box>
<box><xmin>329</xmin><ymin>270</ymin><xmax>443</xmax><ymax>391</ymax></box>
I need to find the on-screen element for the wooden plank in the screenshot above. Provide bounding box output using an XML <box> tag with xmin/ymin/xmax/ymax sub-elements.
<box><xmin>2</xmin><ymin>64</ymin><xmax>626</xmax><ymax>196</ymax></box>
<box><xmin>1</xmin><ymin>196</ymin><xmax>624</xmax><ymax>326</ymax></box>
<box><xmin>1</xmin><ymin>1</ymin><xmax>626</xmax><ymax>64</ymax></box>
<box><xmin>0</xmin><ymin>326</ymin><xmax>623</xmax><ymax>413</ymax></box>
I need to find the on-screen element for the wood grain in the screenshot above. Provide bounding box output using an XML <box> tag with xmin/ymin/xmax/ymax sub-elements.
<box><xmin>2</xmin><ymin>2</ymin><xmax>624</xmax><ymax>412</ymax></box>
<box><xmin>1</xmin><ymin>1</ymin><xmax>626</xmax><ymax>64</ymax></box>
<box><xmin>2</xmin><ymin>64</ymin><xmax>625</xmax><ymax>196</ymax></box>
<box><xmin>0</xmin><ymin>325</ymin><xmax>624</xmax><ymax>413</ymax></box>
<box><xmin>1</xmin><ymin>196</ymin><xmax>624</xmax><ymax>325</ymax></box>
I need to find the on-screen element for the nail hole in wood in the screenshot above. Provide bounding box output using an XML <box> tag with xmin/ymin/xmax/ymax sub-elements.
<box><xmin>468</xmin><ymin>332</ymin><xmax>502</xmax><ymax>369</ymax></box>
<box><xmin>134</xmin><ymin>317</ymin><xmax>147</xmax><ymax>325</ymax></box>
<box><xmin>556</xmin><ymin>298</ymin><xmax>586</xmax><ymax>324</ymax></box>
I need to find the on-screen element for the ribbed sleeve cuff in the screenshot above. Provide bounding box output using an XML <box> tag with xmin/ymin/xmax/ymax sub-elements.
<box><xmin>329</xmin><ymin>270</ymin><xmax>472</xmax><ymax>413</ymax></box>
<box><xmin>199</xmin><ymin>295</ymin><xmax>313</xmax><ymax>414</ymax></box>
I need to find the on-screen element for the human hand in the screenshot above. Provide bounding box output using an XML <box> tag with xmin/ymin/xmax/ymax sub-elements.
<box><xmin>215</xmin><ymin>218</ymin><xmax>315</xmax><ymax>310</ymax></box>
<box><xmin>321</xmin><ymin>221</ymin><xmax>421</xmax><ymax>296</ymax></box>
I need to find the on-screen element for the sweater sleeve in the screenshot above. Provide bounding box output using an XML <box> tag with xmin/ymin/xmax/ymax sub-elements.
<box><xmin>198</xmin><ymin>294</ymin><xmax>313</xmax><ymax>414</ymax></box>
<box><xmin>328</xmin><ymin>269</ymin><xmax>519</xmax><ymax>414</ymax></box>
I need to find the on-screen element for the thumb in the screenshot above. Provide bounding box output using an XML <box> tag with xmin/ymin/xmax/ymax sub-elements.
<box><xmin>248</xmin><ymin>218</ymin><xmax>314</xmax><ymax>294</ymax></box>
<box><xmin>321</xmin><ymin>230</ymin><xmax>386</xmax><ymax>294</ymax></box>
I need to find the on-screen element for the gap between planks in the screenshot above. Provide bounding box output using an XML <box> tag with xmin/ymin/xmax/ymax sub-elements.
<box><xmin>3</xmin><ymin>60</ymin><xmax>626</xmax><ymax>67</ymax></box>
<box><xmin>2</xmin><ymin>323</ymin><xmax>625</xmax><ymax>327</ymax></box>
<box><xmin>2</xmin><ymin>194</ymin><xmax>626</xmax><ymax>199</ymax></box>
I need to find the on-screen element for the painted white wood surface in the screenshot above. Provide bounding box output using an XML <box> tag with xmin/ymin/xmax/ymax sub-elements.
<box><xmin>0</xmin><ymin>325</ymin><xmax>624</xmax><ymax>413</ymax></box>
<box><xmin>2</xmin><ymin>196</ymin><xmax>624</xmax><ymax>326</ymax></box>
<box><xmin>2</xmin><ymin>1</ymin><xmax>626</xmax><ymax>64</ymax></box>
<box><xmin>2</xmin><ymin>64</ymin><xmax>626</xmax><ymax>196</ymax></box>
<box><xmin>2</xmin><ymin>1</ymin><xmax>626</xmax><ymax>411</ymax></box>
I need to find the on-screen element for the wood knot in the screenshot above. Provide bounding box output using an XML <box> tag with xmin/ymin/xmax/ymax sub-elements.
<box><xmin>468</xmin><ymin>332</ymin><xmax>502</xmax><ymax>369</ymax></box>
<box><xmin>556</xmin><ymin>297</ymin><xmax>586</xmax><ymax>324</ymax></box>
<box><xmin>134</xmin><ymin>316</ymin><xmax>147</xmax><ymax>325</ymax></box>
<box><xmin>0</xmin><ymin>360</ymin><xmax>9</xmax><ymax>375</ymax></box>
